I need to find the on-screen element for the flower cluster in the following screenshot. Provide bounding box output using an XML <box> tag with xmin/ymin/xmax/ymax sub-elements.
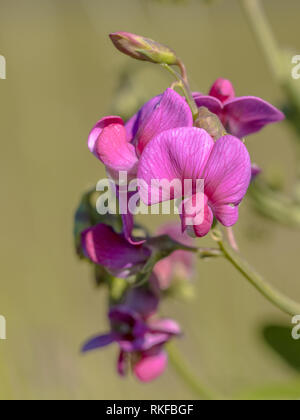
<box><xmin>75</xmin><ymin>32</ymin><xmax>284</xmax><ymax>382</ymax></box>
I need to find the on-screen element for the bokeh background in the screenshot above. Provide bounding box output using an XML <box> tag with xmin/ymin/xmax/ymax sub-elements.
<box><xmin>0</xmin><ymin>0</ymin><xmax>300</xmax><ymax>400</ymax></box>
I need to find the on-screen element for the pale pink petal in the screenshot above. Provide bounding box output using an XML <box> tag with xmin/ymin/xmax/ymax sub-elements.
<box><xmin>95</xmin><ymin>123</ymin><xmax>138</xmax><ymax>176</ymax></box>
<box><xmin>133</xmin><ymin>350</ymin><xmax>168</xmax><ymax>382</ymax></box>
<box><xmin>88</xmin><ymin>116</ymin><xmax>123</xmax><ymax>156</ymax></box>
<box><xmin>134</xmin><ymin>88</ymin><xmax>193</xmax><ymax>156</ymax></box>
<box><xmin>204</xmin><ymin>135</ymin><xmax>251</xmax><ymax>207</ymax></box>
<box><xmin>138</xmin><ymin>127</ymin><xmax>214</xmax><ymax>205</ymax></box>
<box><xmin>224</xmin><ymin>96</ymin><xmax>285</xmax><ymax>138</ymax></box>
<box><xmin>148</xmin><ymin>319</ymin><xmax>181</xmax><ymax>336</ymax></box>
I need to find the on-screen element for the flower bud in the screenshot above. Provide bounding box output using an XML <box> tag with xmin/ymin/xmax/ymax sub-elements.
<box><xmin>195</xmin><ymin>106</ymin><xmax>227</xmax><ymax>140</ymax></box>
<box><xmin>109</xmin><ymin>32</ymin><xmax>178</xmax><ymax>65</ymax></box>
<box><xmin>209</xmin><ymin>78</ymin><xmax>235</xmax><ymax>103</ymax></box>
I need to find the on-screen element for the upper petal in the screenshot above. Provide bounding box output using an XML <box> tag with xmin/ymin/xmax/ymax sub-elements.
<box><xmin>134</xmin><ymin>88</ymin><xmax>193</xmax><ymax>156</ymax></box>
<box><xmin>208</xmin><ymin>78</ymin><xmax>236</xmax><ymax>103</ymax></box>
<box><xmin>138</xmin><ymin>127</ymin><xmax>214</xmax><ymax>205</ymax></box>
<box><xmin>95</xmin><ymin>123</ymin><xmax>138</xmax><ymax>176</ymax></box>
<box><xmin>224</xmin><ymin>96</ymin><xmax>285</xmax><ymax>138</ymax></box>
<box><xmin>133</xmin><ymin>349</ymin><xmax>168</xmax><ymax>382</ymax></box>
<box><xmin>88</xmin><ymin>116</ymin><xmax>124</xmax><ymax>156</ymax></box>
<box><xmin>125</xmin><ymin>94</ymin><xmax>162</xmax><ymax>142</ymax></box>
<box><xmin>204</xmin><ymin>135</ymin><xmax>252</xmax><ymax>207</ymax></box>
<box><xmin>81</xmin><ymin>224</ymin><xmax>150</xmax><ymax>274</ymax></box>
<box><xmin>193</xmin><ymin>94</ymin><xmax>223</xmax><ymax>115</ymax></box>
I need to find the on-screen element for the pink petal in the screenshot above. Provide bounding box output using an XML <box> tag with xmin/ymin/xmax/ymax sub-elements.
<box><xmin>193</xmin><ymin>94</ymin><xmax>223</xmax><ymax>116</ymax></box>
<box><xmin>204</xmin><ymin>135</ymin><xmax>251</xmax><ymax>207</ymax></box>
<box><xmin>181</xmin><ymin>194</ymin><xmax>214</xmax><ymax>238</ymax></box>
<box><xmin>88</xmin><ymin>116</ymin><xmax>124</xmax><ymax>156</ymax></box>
<box><xmin>133</xmin><ymin>350</ymin><xmax>168</xmax><ymax>382</ymax></box>
<box><xmin>224</xmin><ymin>96</ymin><xmax>285</xmax><ymax>138</ymax></box>
<box><xmin>138</xmin><ymin>127</ymin><xmax>214</xmax><ymax>205</ymax></box>
<box><xmin>125</xmin><ymin>95</ymin><xmax>162</xmax><ymax>142</ymax></box>
<box><xmin>148</xmin><ymin>319</ymin><xmax>181</xmax><ymax>336</ymax></box>
<box><xmin>82</xmin><ymin>333</ymin><xmax>116</xmax><ymax>353</ymax></box>
<box><xmin>95</xmin><ymin>123</ymin><xmax>138</xmax><ymax>176</ymax></box>
<box><xmin>214</xmin><ymin>204</ymin><xmax>239</xmax><ymax>227</ymax></box>
<box><xmin>209</xmin><ymin>78</ymin><xmax>236</xmax><ymax>103</ymax></box>
<box><xmin>81</xmin><ymin>224</ymin><xmax>150</xmax><ymax>274</ymax></box>
<box><xmin>134</xmin><ymin>88</ymin><xmax>193</xmax><ymax>156</ymax></box>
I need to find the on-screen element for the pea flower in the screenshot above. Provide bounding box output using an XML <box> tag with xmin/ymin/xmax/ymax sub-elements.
<box><xmin>82</xmin><ymin>289</ymin><xmax>181</xmax><ymax>382</ymax></box>
<box><xmin>138</xmin><ymin>127</ymin><xmax>252</xmax><ymax>237</ymax></box>
<box><xmin>193</xmin><ymin>78</ymin><xmax>285</xmax><ymax>138</ymax></box>
<box><xmin>88</xmin><ymin>88</ymin><xmax>193</xmax><ymax>243</ymax></box>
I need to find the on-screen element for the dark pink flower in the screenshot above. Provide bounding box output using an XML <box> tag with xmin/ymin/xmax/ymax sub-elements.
<box><xmin>81</xmin><ymin>223</ymin><xmax>150</xmax><ymax>278</ymax></box>
<box><xmin>82</xmin><ymin>298</ymin><xmax>181</xmax><ymax>382</ymax></box>
<box><xmin>193</xmin><ymin>78</ymin><xmax>284</xmax><ymax>138</ymax></box>
<box><xmin>154</xmin><ymin>222</ymin><xmax>195</xmax><ymax>290</ymax></box>
<box><xmin>138</xmin><ymin>127</ymin><xmax>252</xmax><ymax>237</ymax></box>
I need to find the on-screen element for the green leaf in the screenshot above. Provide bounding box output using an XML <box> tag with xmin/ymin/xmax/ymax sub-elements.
<box><xmin>262</xmin><ymin>324</ymin><xmax>300</xmax><ymax>372</ymax></box>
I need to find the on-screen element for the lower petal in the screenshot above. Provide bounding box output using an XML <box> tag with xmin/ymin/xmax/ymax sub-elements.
<box><xmin>214</xmin><ymin>204</ymin><xmax>239</xmax><ymax>227</ymax></box>
<box><xmin>133</xmin><ymin>350</ymin><xmax>168</xmax><ymax>382</ymax></box>
<box><xmin>88</xmin><ymin>116</ymin><xmax>123</xmax><ymax>155</ymax></box>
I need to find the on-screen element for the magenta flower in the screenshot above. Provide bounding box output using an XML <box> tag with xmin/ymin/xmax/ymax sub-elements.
<box><xmin>82</xmin><ymin>298</ymin><xmax>181</xmax><ymax>382</ymax></box>
<box><xmin>81</xmin><ymin>222</ymin><xmax>194</xmax><ymax>290</ymax></box>
<box><xmin>154</xmin><ymin>222</ymin><xmax>195</xmax><ymax>290</ymax></box>
<box><xmin>138</xmin><ymin>127</ymin><xmax>252</xmax><ymax>237</ymax></box>
<box><xmin>88</xmin><ymin>88</ymin><xmax>193</xmax><ymax>243</ymax></box>
<box><xmin>193</xmin><ymin>78</ymin><xmax>285</xmax><ymax>138</ymax></box>
<box><xmin>81</xmin><ymin>223</ymin><xmax>151</xmax><ymax>278</ymax></box>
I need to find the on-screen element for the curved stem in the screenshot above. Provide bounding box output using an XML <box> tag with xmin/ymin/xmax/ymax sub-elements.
<box><xmin>216</xmin><ymin>235</ymin><xmax>300</xmax><ymax>317</ymax></box>
<box><xmin>162</xmin><ymin>63</ymin><xmax>199</xmax><ymax>121</ymax></box>
<box><xmin>167</xmin><ymin>342</ymin><xmax>221</xmax><ymax>400</ymax></box>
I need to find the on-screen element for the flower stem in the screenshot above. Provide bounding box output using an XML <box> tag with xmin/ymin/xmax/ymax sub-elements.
<box><xmin>215</xmin><ymin>232</ymin><xmax>300</xmax><ymax>317</ymax></box>
<box><xmin>167</xmin><ymin>342</ymin><xmax>221</xmax><ymax>400</ymax></box>
<box><xmin>162</xmin><ymin>63</ymin><xmax>199</xmax><ymax>121</ymax></box>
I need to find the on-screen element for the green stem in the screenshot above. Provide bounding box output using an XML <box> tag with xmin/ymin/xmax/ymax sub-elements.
<box><xmin>162</xmin><ymin>63</ymin><xmax>199</xmax><ymax>121</ymax></box>
<box><xmin>167</xmin><ymin>342</ymin><xmax>221</xmax><ymax>400</ymax></box>
<box><xmin>216</xmin><ymin>234</ymin><xmax>300</xmax><ymax>317</ymax></box>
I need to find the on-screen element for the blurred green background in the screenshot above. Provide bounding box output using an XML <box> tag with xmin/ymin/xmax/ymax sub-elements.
<box><xmin>0</xmin><ymin>0</ymin><xmax>300</xmax><ymax>400</ymax></box>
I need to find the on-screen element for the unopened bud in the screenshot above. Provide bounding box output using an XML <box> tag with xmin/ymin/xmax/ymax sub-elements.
<box><xmin>109</xmin><ymin>32</ymin><xmax>178</xmax><ymax>65</ymax></box>
<box><xmin>195</xmin><ymin>106</ymin><xmax>226</xmax><ymax>140</ymax></box>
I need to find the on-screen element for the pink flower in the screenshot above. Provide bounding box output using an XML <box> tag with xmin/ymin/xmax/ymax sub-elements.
<box><xmin>138</xmin><ymin>127</ymin><xmax>252</xmax><ymax>237</ymax></box>
<box><xmin>154</xmin><ymin>222</ymin><xmax>195</xmax><ymax>290</ymax></box>
<box><xmin>88</xmin><ymin>88</ymin><xmax>193</xmax><ymax>243</ymax></box>
<box><xmin>82</xmin><ymin>289</ymin><xmax>181</xmax><ymax>382</ymax></box>
<box><xmin>193</xmin><ymin>78</ymin><xmax>284</xmax><ymax>138</ymax></box>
